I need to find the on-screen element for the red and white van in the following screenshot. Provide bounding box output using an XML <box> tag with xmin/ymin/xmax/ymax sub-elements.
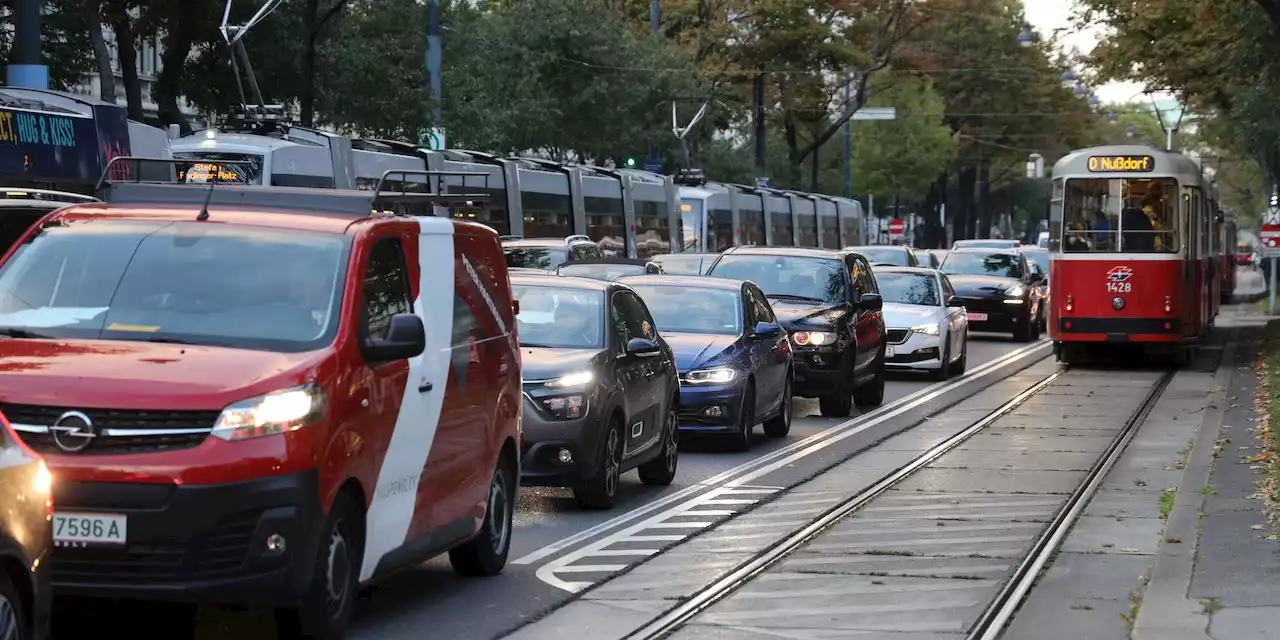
<box><xmin>0</xmin><ymin>179</ymin><xmax>522</xmax><ymax>637</ymax></box>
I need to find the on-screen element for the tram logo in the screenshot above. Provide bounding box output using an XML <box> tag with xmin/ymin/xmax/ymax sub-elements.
<box><xmin>1106</xmin><ymin>266</ymin><xmax>1133</xmax><ymax>282</ymax></box>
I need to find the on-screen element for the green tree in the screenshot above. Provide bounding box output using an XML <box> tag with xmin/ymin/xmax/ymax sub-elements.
<box><xmin>850</xmin><ymin>76</ymin><xmax>956</xmax><ymax>203</ymax></box>
<box><xmin>440</xmin><ymin>0</ymin><xmax>700</xmax><ymax>163</ymax></box>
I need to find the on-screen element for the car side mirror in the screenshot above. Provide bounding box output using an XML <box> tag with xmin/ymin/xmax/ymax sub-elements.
<box><xmin>859</xmin><ymin>293</ymin><xmax>883</xmax><ymax>311</ymax></box>
<box><xmin>362</xmin><ymin>313</ymin><xmax>426</xmax><ymax>362</ymax></box>
<box><xmin>947</xmin><ymin>295</ymin><xmax>964</xmax><ymax>307</ymax></box>
<box><xmin>626</xmin><ymin>337</ymin><xmax>662</xmax><ymax>357</ymax></box>
<box><xmin>1029</xmin><ymin>272</ymin><xmax>1043</xmax><ymax>284</ymax></box>
<box><xmin>752</xmin><ymin>322</ymin><xmax>782</xmax><ymax>338</ymax></box>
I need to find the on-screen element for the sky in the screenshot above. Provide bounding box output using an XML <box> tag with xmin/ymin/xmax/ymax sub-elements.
<box><xmin>1022</xmin><ymin>0</ymin><xmax>1172</xmax><ymax>106</ymax></box>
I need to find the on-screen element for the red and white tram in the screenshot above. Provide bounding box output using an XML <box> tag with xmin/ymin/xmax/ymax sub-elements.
<box><xmin>1048</xmin><ymin>145</ymin><xmax>1217</xmax><ymax>365</ymax></box>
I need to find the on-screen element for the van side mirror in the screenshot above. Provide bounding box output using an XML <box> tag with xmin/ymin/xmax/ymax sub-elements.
<box><xmin>947</xmin><ymin>295</ymin><xmax>964</xmax><ymax>307</ymax></box>
<box><xmin>752</xmin><ymin>322</ymin><xmax>781</xmax><ymax>338</ymax></box>
<box><xmin>859</xmin><ymin>293</ymin><xmax>883</xmax><ymax>311</ymax></box>
<box><xmin>362</xmin><ymin>313</ymin><xmax>426</xmax><ymax>362</ymax></box>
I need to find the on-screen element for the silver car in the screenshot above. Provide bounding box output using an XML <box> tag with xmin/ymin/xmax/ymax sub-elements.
<box><xmin>874</xmin><ymin>267</ymin><xmax>969</xmax><ymax>380</ymax></box>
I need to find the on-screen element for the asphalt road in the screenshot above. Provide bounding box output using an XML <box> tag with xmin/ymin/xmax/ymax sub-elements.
<box><xmin>50</xmin><ymin>333</ymin><xmax>1045</xmax><ymax>640</ymax></box>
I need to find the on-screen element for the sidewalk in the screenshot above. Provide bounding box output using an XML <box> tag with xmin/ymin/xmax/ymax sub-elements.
<box><xmin>1002</xmin><ymin>304</ymin><xmax>1280</xmax><ymax>639</ymax></box>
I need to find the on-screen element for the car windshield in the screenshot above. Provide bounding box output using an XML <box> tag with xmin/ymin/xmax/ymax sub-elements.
<box><xmin>941</xmin><ymin>252</ymin><xmax>1023</xmax><ymax>279</ymax></box>
<box><xmin>853</xmin><ymin>247</ymin><xmax>912</xmax><ymax>266</ymax></box>
<box><xmin>0</xmin><ymin>219</ymin><xmax>349</xmax><ymax>352</ymax></box>
<box><xmin>955</xmin><ymin>240</ymin><xmax>1017</xmax><ymax>249</ymax></box>
<box><xmin>876</xmin><ymin>272</ymin><xmax>940</xmax><ymax>306</ymax></box>
<box><xmin>1023</xmin><ymin>251</ymin><xmax>1049</xmax><ymax>273</ymax></box>
<box><xmin>558</xmin><ymin>263</ymin><xmax>645</xmax><ymax>281</ymax></box>
<box><xmin>654</xmin><ymin>255</ymin><xmax>706</xmax><ymax>275</ymax></box>
<box><xmin>505</xmin><ymin>247</ymin><xmax>567</xmax><ymax>270</ymax></box>
<box><xmin>628</xmin><ymin>285</ymin><xmax>741</xmax><ymax>335</ymax></box>
<box><xmin>709</xmin><ymin>254</ymin><xmax>847</xmax><ymax>304</ymax></box>
<box><xmin>511</xmin><ymin>284</ymin><xmax>604</xmax><ymax>349</ymax></box>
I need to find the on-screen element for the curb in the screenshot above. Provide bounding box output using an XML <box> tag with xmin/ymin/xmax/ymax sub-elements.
<box><xmin>1131</xmin><ymin>328</ymin><xmax>1239</xmax><ymax>640</ymax></box>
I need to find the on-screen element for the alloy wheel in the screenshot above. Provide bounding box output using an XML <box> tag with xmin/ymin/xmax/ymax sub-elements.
<box><xmin>0</xmin><ymin>594</ymin><xmax>17</xmax><ymax>640</ymax></box>
<box><xmin>487</xmin><ymin>467</ymin><xmax>512</xmax><ymax>555</ymax></box>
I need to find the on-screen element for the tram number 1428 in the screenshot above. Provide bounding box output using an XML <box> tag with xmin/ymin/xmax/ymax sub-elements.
<box><xmin>1106</xmin><ymin>281</ymin><xmax>1133</xmax><ymax>293</ymax></box>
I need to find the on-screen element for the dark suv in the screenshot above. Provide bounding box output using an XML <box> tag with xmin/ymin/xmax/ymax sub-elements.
<box><xmin>502</xmin><ymin>234</ymin><xmax>601</xmax><ymax>271</ymax></box>
<box><xmin>511</xmin><ymin>274</ymin><xmax>680</xmax><ymax>509</ymax></box>
<box><xmin>0</xmin><ymin>411</ymin><xmax>51</xmax><ymax>640</ymax></box>
<box><xmin>707</xmin><ymin>247</ymin><xmax>886</xmax><ymax>417</ymax></box>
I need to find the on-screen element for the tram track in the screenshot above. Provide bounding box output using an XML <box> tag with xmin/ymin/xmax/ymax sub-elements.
<box><xmin>617</xmin><ymin>365</ymin><xmax>1175</xmax><ymax>640</ymax></box>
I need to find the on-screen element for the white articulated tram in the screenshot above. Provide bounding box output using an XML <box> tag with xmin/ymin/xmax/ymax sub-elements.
<box><xmin>169</xmin><ymin>111</ymin><xmax>865</xmax><ymax>258</ymax></box>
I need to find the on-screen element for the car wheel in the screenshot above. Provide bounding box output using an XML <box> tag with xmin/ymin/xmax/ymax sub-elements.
<box><xmin>819</xmin><ymin>353</ymin><xmax>855</xmax><ymax>417</ymax></box>
<box><xmin>275</xmin><ymin>491</ymin><xmax>363</xmax><ymax>640</ymax></box>
<box><xmin>763</xmin><ymin>374</ymin><xmax>792</xmax><ymax>437</ymax></box>
<box><xmin>575</xmin><ymin>419</ymin><xmax>624</xmax><ymax>510</ymax></box>
<box><xmin>727</xmin><ymin>385</ymin><xmax>754</xmax><ymax>451</ymax></box>
<box><xmin>853</xmin><ymin>350</ymin><xmax>886</xmax><ymax>407</ymax></box>
<box><xmin>639</xmin><ymin>400</ymin><xmax>679</xmax><ymax>485</ymax></box>
<box><xmin>930</xmin><ymin>341</ymin><xmax>950</xmax><ymax>381</ymax></box>
<box><xmin>450</xmin><ymin>452</ymin><xmax>516</xmax><ymax>576</ymax></box>
<box><xmin>0</xmin><ymin>570</ymin><xmax>26</xmax><ymax>640</ymax></box>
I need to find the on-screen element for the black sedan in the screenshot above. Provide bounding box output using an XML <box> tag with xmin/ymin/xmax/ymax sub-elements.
<box><xmin>0</xmin><ymin>411</ymin><xmax>51</xmax><ymax>640</ymax></box>
<box><xmin>620</xmin><ymin>275</ymin><xmax>794</xmax><ymax>451</ymax></box>
<box><xmin>707</xmin><ymin>246</ymin><xmax>886</xmax><ymax>417</ymax></box>
<box><xmin>939</xmin><ymin>248</ymin><xmax>1043</xmax><ymax>341</ymax></box>
<box><xmin>511</xmin><ymin>274</ymin><xmax>680</xmax><ymax>509</ymax></box>
<box><xmin>555</xmin><ymin>258</ymin><xmax>662</xmax><ymax>280</ymax></box>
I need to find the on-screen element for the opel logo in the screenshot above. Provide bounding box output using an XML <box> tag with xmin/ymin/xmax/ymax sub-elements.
<box><xmin>50</xmin><ymin>411</ymin><xmax>96</xmax><ymax>453</ymax></box>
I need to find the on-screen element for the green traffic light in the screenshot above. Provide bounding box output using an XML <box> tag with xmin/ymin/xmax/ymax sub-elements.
<box><xmin>625</xmin><ymin>158</ymin><xmax>636</xmax><ymax>168</ymax></box>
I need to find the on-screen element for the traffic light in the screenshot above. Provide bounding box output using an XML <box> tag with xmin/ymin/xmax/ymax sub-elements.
<box><xmin>624</xmin><ymin>157</ymin><xmax>636</xmax><ymax>168</ymax></box>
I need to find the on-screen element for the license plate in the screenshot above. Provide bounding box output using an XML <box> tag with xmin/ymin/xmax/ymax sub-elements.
<box><xmin>885</xmin><ymin>345</ymin><xmax>896</xmax><ymax>358</ymax></box>
<box><xmin>54</xmin><ymin>511</ymin><xmax>127</xmax><ymax>547</ymax></box>
<box><xmin>967</xmin><ymin>312</ymin><xmax>988</xmax><ymax>322</ymax></box>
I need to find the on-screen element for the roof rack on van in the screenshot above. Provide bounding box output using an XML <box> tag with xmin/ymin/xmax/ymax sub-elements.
<box><xmin>93</xmin><ymin>157</ymin><xmax>495</xmax><ymax>218</ymax></box>
<box><xmin>565</xmin><ymin>234</ymin><xmax>593</xmax><ymax>244</ymax></box>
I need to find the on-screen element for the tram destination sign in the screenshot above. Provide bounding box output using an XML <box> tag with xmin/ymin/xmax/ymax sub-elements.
<box><xmin>1086</xmin><ymin>154</ymin><xmax>1155</xmax><ymax>173</ymax></box>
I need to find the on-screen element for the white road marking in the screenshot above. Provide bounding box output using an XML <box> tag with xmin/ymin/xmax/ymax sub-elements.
<box><xmin>513</xmin><ymin>340</ymin><xmax>1049</xmax><ymax>569</ymax></box>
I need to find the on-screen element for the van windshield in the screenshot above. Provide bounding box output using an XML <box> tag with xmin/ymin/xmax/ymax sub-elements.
<box><xmin>0</xmin><ymin>220</ymin><xmax>350</xmax><ymax>352</ymax></box>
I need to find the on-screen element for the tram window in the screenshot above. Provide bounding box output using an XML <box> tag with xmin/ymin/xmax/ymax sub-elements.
<box><xmin>1061</xmin><ymin>178</ymin><xmax>1178</xmax><ymax>253</ymax></box>
<box><xmin>770</xmin><ymin>210</ymin><xmax>794</xmax><ymax>246</ymax></box>
<box><xmin>740</xmin><ymin>209</ymin><xmax>766</xmax><ymax>246</ymax></box>
<box><xmin>586</xmin><ymin>195</ymin><xmax>625</xmax><ymax>257</ymax></box>
<box><xmin>634</xmin><ymin>198</ymin><xmax>670</xmax><ymax>259</ymax></box>
<box><xmin>710</xmin><ymin>206</ymin><xmax>734</xmax><ymax>252</ymax></box>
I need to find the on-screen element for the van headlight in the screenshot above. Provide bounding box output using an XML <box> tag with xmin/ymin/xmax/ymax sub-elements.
<box><xmin>211</xmin><ymin>384</ymin><xmax>327</xmax><ymax>441</ymax></box>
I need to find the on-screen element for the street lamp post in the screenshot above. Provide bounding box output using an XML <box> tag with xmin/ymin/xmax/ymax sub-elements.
<box><xmin>425</xmin><ymin>0</ymin><xmax>444</xmax><ymax>149</ymax></box>
<box><xmin>7</xmin><ymin>0</ymin><xmax>47</xmax><ymax>89</ymax></box>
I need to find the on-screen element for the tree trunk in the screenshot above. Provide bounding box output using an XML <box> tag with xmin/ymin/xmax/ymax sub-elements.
<box><xmin>810</xmin><ymin>145</ymin><xmax>819</xmax><ymax>192</ymax></box>
<box><xmin>976</xmin><ymin>159</ymin><xmax>992</xmax><ymax>239</ymax></box>
<box><xmin>922</xmin><ymin>174</ymin><xmax>942</xmax><ymax>248</ymax></box>
<box><xmin>155</xmin><ymin>2</ymin><xmax>193</xmax><ymax>133</ymax></box>
<box><xmin>109</xmin><ymin>9</ymin><xmax>145</xmax><ymax>121</ymax></box>
<box><xmin>953</xmin><ymin>166</ymin><xmax>976</xmax><ymax>242</ymax></box>
<box><xmin>87</xmin><ymin>0</ymin><xmax>116</xmax><ymax>102</ymax></box>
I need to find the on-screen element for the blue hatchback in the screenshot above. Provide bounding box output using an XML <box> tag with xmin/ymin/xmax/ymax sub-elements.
<box><xmin>619</xmin><ymin>275</ymin><xmax>794</xmax><ymax>451</ymax></box>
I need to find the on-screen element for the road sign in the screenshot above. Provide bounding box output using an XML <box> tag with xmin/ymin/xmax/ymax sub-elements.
<box><xmin>888</xmin><ymin>218</ymin><xmax>905</xmax><ymax>237</ymax></box>
<box><xmin>419</xmin><ymin>127</ymin><xmax>446</xmax><ymax>150</ymax></box>
<box><xmin>1262</xmin><ymin>223</ymin><xmax>1280</xmax><ymax>257</ymax></box>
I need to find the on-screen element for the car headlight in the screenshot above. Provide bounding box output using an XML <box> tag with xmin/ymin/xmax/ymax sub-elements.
<box><xmin>910</xmin><ymin>323</ymin><xmax>940</xmax><ymax>336</ymax></box>
<box><xmin>792</xmin><ymin>331</ymin><xmax>837</xmax><ymax>346</ymax></box>
<box><xmin>682</xmin><ymin>367</ymin><xmax>737</xmax><ymax>384</ymax></box>
<box><xmin>1006</xmin><ymin>285</ymin><xmax>1024</xmax><ymax>298</ymax></box>
<box><xmin>211</xmin><ymin>384</ymin><xmax>327</xmax><ymax>441</ymax></box>
<box><xmin>545</xmin><ymin>370</ymin><xmax>593</xmax><ymax>389</ymax></box>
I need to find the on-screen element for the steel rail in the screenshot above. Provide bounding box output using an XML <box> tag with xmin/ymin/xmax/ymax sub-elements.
<box><xmin>625</xmin><ymin>367</ymin><xmax>1069</xmax><ymax>640</ymax></box>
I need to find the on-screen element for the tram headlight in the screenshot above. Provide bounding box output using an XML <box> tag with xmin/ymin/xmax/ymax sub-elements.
<box><xmin>1112</xmin><ymin>296</ymin><xmax>1125</xmax><ymax>310</ymax></box>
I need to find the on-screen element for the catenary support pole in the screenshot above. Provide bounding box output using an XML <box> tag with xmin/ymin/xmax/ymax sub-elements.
<box><xmin>842</xmin><ymin>66</ymin><xmax>853</xmax><ymax>198</ymax></box>
<box><xmin>1270</xmin><ymin>257</ymin><xmax>1277</xmax><ymax>315</ymax></box>
<box><xmin>427</xmin><ymin>0</ymin><xmax>443</xmax><ymax>128</ymax></box>
<box><xmin>8</xmin><ymin>0</ymin><xmax>48</xmax><ymax>89</ymax></box>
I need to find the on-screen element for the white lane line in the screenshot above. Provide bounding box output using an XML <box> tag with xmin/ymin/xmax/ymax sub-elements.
<box><xmin>513</xmin><ymin>339</ymin><xmax>1051</xmax><ymax>569</ymax></box>
<box><xmin>555</xmin><ymin>564</ymin><xmax>628</xmax><ymax>573</ymax></box>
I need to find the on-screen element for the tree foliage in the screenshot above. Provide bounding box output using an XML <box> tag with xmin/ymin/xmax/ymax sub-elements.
<box><xmin>850</xmin><ymin>75</ymin><xmax>956</xmax><ymax>202</ymax></box>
